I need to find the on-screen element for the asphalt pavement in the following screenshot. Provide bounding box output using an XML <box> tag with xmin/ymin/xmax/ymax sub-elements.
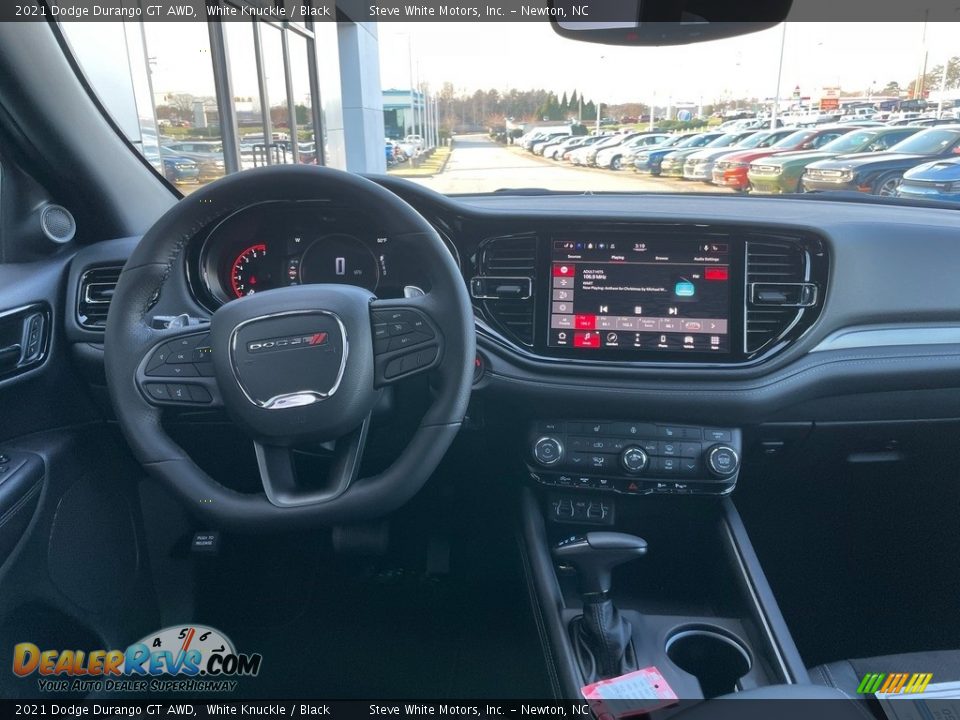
<box><xmin>406</xmin><ymin>134</ymin><xmax>730</xmax><ymax>195</ymax></box>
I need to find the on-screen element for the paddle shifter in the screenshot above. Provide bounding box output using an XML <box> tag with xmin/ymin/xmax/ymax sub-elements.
<box><xmin>553</xmin><ymin>532</ymin><xmax>648</xmax><ymax>682</ymax></box>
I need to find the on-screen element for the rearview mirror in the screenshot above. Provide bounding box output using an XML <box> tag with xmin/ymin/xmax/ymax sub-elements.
<box><xmin>548</xmin><ymin>0</ymin><xmax>790</xmax><ymax>46</ymax></box>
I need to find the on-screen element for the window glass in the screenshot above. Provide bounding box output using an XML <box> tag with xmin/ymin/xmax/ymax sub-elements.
<box><xmin>259</xmin><ymin>26</ymin><xmax>291</xmax><ymax>165</ymax></box>
<box><xmin>61</xmin><ymin>17</ymin><xmax>341</xmax><ymax>188</ymax></box>
<box><xmin>141</xmin><ymin>23</ymin><xmax>224</xmax><ymax>192</ymax></box>
<box><xmin>223</xmin><ymin>20</ymin><xmax>263</xmax><ymax>171</ymax></box>
<box><xmin>288</xmin><ymin>32</ymin><xmax>319</xmax><ymax>165</ymax></box>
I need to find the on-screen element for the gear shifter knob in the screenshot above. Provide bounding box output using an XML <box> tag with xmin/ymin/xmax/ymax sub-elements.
<box><xmin>553</xmin><ymin>532</ymin><xmax>648</xmax><ymax>598</ymax></box>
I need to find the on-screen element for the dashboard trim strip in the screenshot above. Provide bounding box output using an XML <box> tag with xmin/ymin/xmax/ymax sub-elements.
<box><xmin>810</xmin><ymin>325</ymin><xmax>960</xmax><ymax>353</ymax></box>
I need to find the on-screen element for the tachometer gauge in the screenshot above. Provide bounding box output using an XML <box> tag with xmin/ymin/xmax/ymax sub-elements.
<box><xmin>299</xmin><ymin>234</ymin><xmax>379</xmax><ymax>292</ymax></box>
<box><xmin>230</xmin><ymin>243</ymin><xmax>272</xmax><ymax>298</ymax></box>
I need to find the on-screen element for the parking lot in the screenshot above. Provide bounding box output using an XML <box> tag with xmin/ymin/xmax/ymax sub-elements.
<box><xmin>407</xmin><ymin>134</ymin><xmax>732</xmax><ymax>194</ymax></box>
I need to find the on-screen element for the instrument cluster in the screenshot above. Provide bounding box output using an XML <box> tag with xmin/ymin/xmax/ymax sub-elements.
<box><xmin>192</xmin><ymin>202</ymin><xmax>456</xmax><ymax>308</ymax></box>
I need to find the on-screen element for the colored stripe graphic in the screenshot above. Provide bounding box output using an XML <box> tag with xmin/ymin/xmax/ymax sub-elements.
<box><xmin>857</xmin><ymin>673</ymin><xmax>885</xmax><ymax>694</ymax></box>
<box><xmin>859</xmin><ymin>672</ymin><xmax>934</xmax><ymax>694</ymax></box>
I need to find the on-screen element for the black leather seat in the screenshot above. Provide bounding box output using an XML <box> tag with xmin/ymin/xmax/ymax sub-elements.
<box><xmin>810</xmin><ymin>650</ymin><xmax>960</xmax><ymax>694</ymax></box>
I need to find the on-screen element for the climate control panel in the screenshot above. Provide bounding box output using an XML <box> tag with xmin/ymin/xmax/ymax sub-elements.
<box><xmin>527</xmin><ymin>421</ymin><xmax>741</xmax><ymax>496</ymax></box>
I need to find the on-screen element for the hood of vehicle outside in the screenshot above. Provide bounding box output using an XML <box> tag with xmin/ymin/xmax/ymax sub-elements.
<box><xmin>903</xmin><ymin>158</ymin><xmax>960</xmax><ymax>180</ymax></box>
<box><xmin>809</xmin><ymin>152</ymin><xmax>932</xmax><ymax>170</ymax></box>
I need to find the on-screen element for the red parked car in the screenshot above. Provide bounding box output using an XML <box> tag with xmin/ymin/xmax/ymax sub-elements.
<box><xmin>711</xmin><ymin>125</ymin><xmax>859</xmax><ymax>191</ymax></box>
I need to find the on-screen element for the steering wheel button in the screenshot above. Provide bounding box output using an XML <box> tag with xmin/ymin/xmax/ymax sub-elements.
<box><xmin>146</xmin><ymin>348</ymin><xmax>171</xmax><ymax>371</ymax></box>
<box><xmin>373</xmin><ymin>324</ymin><xmax>389</xmax><ymax>340</ymax></box>
<box><xmin>147</xmin><ymin>363</ymin><xmax>198</xmax><ymax>378</ymax></box>
<box><xmin>169</xmin><ymin>350</ymin><xmax>193</xmax><ymax>363</ymax></box>
<box><xmin>417</xmin><ymin>346</ymin><xmax>438</xmax><ymax>367</ymax></box>
<box><xmin>188</xmin><ymin>385</ymin><xmax>213</xmax><ymax>403</ymax></box>
<box><xmin>388</xmin><ymin>321</ymin><xmax>411</xmax><ymax>336</ymax></box>
<box><xmin>145</xmin><ymin>383</ymin><xmax>170</xmax><ymax>400</ymax></box>
<box><xmin>387</xmin><ymin>334</ymin><xmax>416</xmax><ymax>351</ymax></box>
<box><xmin>196</xmin><ymin>362</ymin><xmax>216</xmax><ymax>377</ymax></box>
<box><xmin>384</xmin><ymin>357</ymin><xmax>405</xmax><ymax>379</ymax></box>
<box><xmin>168</xmin><ymin>384</ymin><xmax>190</xmax><ymax>402</ymax></box>
<box><xmin>192</xmin><ymin>347</ymin><xmax>213</xmax><ymax>363</ymax></box>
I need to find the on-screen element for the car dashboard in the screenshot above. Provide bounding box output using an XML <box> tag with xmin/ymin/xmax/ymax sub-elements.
<box><xmin>59</xmin><ymin>178</ymin><xmax>960</xmax><ymax>499</ymax></box>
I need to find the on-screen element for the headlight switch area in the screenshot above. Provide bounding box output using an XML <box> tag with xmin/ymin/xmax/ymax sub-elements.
<box><xmin>527</xmin><ymin>420</ymin><xmax>741</xmax><ymax>515</ymax></box>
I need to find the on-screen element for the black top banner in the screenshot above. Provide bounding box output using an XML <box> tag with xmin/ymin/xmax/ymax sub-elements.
<box><xmin>4</xmin><ymin>0</ymin><xmax>960</xmax><ymax>22</ymax></box>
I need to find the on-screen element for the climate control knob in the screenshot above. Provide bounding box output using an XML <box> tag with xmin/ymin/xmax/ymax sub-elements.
<box><xmin>533</xmin><ymin>437</ymin><xmax>564</xmax><ymax>466</ymax></box>
<box><xmin>620</xmin><ymin>446</ymin><xmax>649</xmax><ymax>474</ymax></box>
<box><xmin>706</xmin><ymin>445</ymin><xmax>740</xmax><ymax>478</ymax></box>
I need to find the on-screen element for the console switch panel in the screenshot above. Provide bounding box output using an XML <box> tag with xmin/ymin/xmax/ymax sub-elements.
<box><xmin>529</xmin><ymin>420</ymin><xmax>741</xmax><ymax>497</ymax></box>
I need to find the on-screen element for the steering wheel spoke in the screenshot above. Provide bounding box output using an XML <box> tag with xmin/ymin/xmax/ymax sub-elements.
<box><xmin>136</xmin><ymin>327</ymin><xmax>222</xmax><ymax>408</ymax></box>
<box><xmin>254</xmin><ymin>415</ymin><xmax>370</xmax><ymax>507</ymax></box>
<box><xmin>370</xmin><ymin>298</ymin><xmax>444</xmax><ymax>386</ymax></box>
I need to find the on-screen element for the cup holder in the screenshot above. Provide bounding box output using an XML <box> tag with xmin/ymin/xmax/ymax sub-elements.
<box><xmin>665</xmin><ymin>626</ymin><xmax>752</xmax><ymax>698</ymax></box>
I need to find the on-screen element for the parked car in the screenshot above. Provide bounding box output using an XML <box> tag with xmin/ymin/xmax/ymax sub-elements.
<box><xmin>560</xmin><ymin>134</ymin><xmax>605</xmax><ymax>161</ymax></box>
<box><xmin>635</xmin><ymin>132</ymin><xmax>727</xmax><ymax>176</ymax></box>
<box><xmin>161</xmin><ymin>141</ymin><xmax>226</xmax><ymax>181</ymax></box>
<box><xmin>404</xmin><ymin>134</ymin><xmax>425</xmax><ymax>151</ymax></box>
<box><xmin>683</xmin><ymin>128</ymin><xmax>795</xmax><ymax>181</ymax></box>
<box><xmin>712</xmin><ymin>125</ymin><xmax>856</xmax><ymax>191</ymax></box>
<box><xmin>595</xmin><ymin>133</ymin><xmax>671</xmax><ymax>169</ymax></box>
<box><xmin>747</xmin><ymin>126</ymin><xmax>921</xmax><ymax>194</ymax></box>
<box><xmin>574</xmin><ymin>133</ymin><xmax>641</xmax><ymax>167</ymax></box>
<box><xmin>895</xmin><ymin>156</ymin><xmax>960</xmax><ymax>203</ymax></box>
<box><xmin>658</xmin><ymin>131</ymin><xmax>744</xmax><ymax>177</ymax></box>
<box><xmin>544</xmin><ymin>135</ymin><xmax>588</xmax><ymax>160</ymax></box>
<box><xmin>802</xmin><ymin>126</ymin><xmax>960</xmax><ymax>195</ymax></box>
<box><xmin>623</xmin><ymin>134</ymin><xmax>686</xmax><ymax>169</ymax></box>
<box><xmin>144</xmin><ymin>149</ymin><xmax>200</xmax><ymax>184</ymax></box>
<box><xmin>532</xmin><ymin>135</ymin><xmax>570</xmax><ymax>156</ymax></box>
<box><xmin>521</xmin><ymin>129</ymin><xmax>567</xmax><ymax>151</ymax></box>
<box><xmin>911</xmin><ymin>117</ymin><xmax>960</xmax><ymax>128</ymax></box>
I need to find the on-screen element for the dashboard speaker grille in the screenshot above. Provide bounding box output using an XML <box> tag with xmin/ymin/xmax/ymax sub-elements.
<box><xmin>40</xmin><ymin>204</ymin><xmax>76</xmax><ymax>244</ymax></box>
<box><xmin>478</xmin><ymin>235</ymin><xmax>536</xmax><ymax>346</ymax></box>
<box><xmin>745</xmin><ymin>240</ymin><xmax>807</xmax><ymax>353</ymax></box>
<box><xmin>77</xmin><ymin>265</ymin><xmax>123</xmax><ymax>330</ymax></box>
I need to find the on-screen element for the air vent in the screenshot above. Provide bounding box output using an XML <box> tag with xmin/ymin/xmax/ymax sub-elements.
<box><xmin>77</xmin><ymin>265</ymin><xmax>123</xmax><ymax>330</ymax></box>
<box><xmin>745</xmin><ymin>240</ymin><xmax>807</xmax><ymax>353</ymax></box>
<box><xmin>478</xmin><ymin>235</ymin><xmax>537</xmax><ymax>346</ymax></box>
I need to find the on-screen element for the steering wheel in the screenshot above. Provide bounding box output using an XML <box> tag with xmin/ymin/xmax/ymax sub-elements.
<box><xmin>104</xmin><ymin>166</ymin><xmax>475</xmax><ymax>532</ymax></box>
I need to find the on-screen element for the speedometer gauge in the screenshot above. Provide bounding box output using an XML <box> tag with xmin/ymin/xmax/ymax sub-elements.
<box><xmin>230</xmin><ymin>243</ymin><xmax>272</xmax><ymax>298</ymax></box>
<box><xmin>299</xmin><ymin>234</ymin><xmax>379</xmax><ymax>292</ymax></box>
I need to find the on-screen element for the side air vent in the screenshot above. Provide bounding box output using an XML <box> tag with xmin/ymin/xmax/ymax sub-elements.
<box><xmin>475</xmin><ymin>235</ymin><xmax>537</xmax><ymax>346</ymax></box>
<box><xmin>745</xmin><ymin>240</ymin><xmax>809</xmax><ymax>353</ymax></box>
<box><xmin>77</xmin><ymin>265</ymin><xmax>123</xmax><ymax>330</ymax></box>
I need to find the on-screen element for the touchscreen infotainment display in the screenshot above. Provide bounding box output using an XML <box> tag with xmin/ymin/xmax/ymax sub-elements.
<box><xmin>547</xmin><ymin>237</ymin><xmax>732</xmax><ymax>354</ymax></box>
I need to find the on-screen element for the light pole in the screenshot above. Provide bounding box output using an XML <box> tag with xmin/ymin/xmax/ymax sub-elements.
<box><xmin>770</xmin><ymin>22</ymin><xmax>787</xmax><ymax>129</ymax></box>
<box><xmin>406</xmin><ymin>34</ymin><xmax>415</xmax><ymax>138</ymax></box>
<box><xmin>595</xmin><ymin>55</ymin><xmax>605</xmax><ymax>134</ymax></box>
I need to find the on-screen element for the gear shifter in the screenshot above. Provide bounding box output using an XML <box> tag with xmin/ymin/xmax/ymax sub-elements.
<box><xmin>553</xmin><ymin>532</ymin><xmax>648</xmax><ymax>682</ymax></box>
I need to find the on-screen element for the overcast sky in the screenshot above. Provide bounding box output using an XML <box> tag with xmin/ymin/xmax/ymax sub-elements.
<box><xmin>378</xmin><ymin>22</ymin><xmax>960</xmax><ymax>104</ymax></box>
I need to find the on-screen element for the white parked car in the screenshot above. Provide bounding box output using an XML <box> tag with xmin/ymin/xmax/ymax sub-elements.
<box><xmin>595</xmin><ymin>133</ymin><xmax>671</xmax><ymax>169</ymax></box>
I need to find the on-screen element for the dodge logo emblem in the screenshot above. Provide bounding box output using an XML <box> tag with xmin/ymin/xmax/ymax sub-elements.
<box><xmin>246</xmin><ymin>332</ymin><xmax>329</xmax><ymax>353</ymax></box>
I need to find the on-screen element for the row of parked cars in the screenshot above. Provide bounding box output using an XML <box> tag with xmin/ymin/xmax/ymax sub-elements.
<box><xmin>518</xmin><ymin>121</ymin><xmax>960</xmax><ymax>202</ymax></box>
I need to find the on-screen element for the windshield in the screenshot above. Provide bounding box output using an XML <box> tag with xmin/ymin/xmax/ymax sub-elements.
<box><xmin>60</xmin><ymin>18</ymin><xmax>960</xmax><ymax>202</ymax></box>
<box><xmin>770</xmin><ymin>130</ymin><xmax>814</xmax><ymax>149</ymax></box>
<box><xmin>817</xmin><ymin>130</ymin><xmax>880</xmax><ymax>153</ymax></box>
<box><xmin>705</xmin><ymin>134</ymin><xmax>742</xmax><ymax>148</ymax></box>
<box><xmin>887</xmin><ymin>128</ymin><xmax>960</xmax><ymax>154</ymax></box>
